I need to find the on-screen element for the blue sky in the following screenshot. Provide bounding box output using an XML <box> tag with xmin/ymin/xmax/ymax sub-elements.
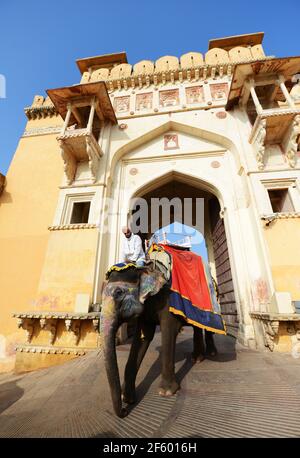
<box><xmin>155</xmin><ymin>222</ymin><xmax>208</xmax><ymax>259</ymax></box>
<box><xmin>0</xmin><ymin>0</ymin><xmax>299</xmax><ymax>174</ymax></box>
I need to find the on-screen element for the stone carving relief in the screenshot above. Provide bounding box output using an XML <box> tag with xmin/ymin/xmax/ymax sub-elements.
<box><xmin>210</xmin><ymin>83</ymin><xmax>229</xmax><ymax>100</ymax></box>
<box><xmin>159</xmin><ymin>89</ymin><xmax>179</xmax><ymax>107</ymax></box>
<box><xmin>185</xmin><ymin>86</ymin><xmax>204</xmax><ymax>104</ymax></box>
<box><xmin>262</xmin><ymin>320</ymin><xmax>279</xmax><ymax>351</ymax></box>
<box><xmin>114</xmin><ymin>96</ymin><xmax>130</xmax><ymax>113</ymax></box>
<box><xmin>254</xmin><ymin>119</ymin><xmax>267</xmax><ymax>170</ymax></box>
<box><xmin>164</xmin><ymin>134</ymin><xmax>179</xmax><ymax>150</ymax></box>
<box><xmin>135</xmin><ymin>92</ymin><xmax>153</xmax><ymax>111</ymax></box>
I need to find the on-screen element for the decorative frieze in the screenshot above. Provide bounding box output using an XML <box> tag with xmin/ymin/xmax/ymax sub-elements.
<box><xmin>16</xmin><ymin>345</ymin><xmax>87</xmax><ymax>356</ymax></box>
<box><xmin>48</xmin><ymin>223</ymin><xmax>97</xmax><ymax>231</ymax></box>
<box><xmin>22</xmin><ymin>126</ymin><xmax>62</xmax><ymax>137</ymax></box>
<box><xmin>86</xmin><ymin>56</ymin><xmax>271</xmax><ymax>93</ymax></box>
<box><xmin>13</xmin><ymin>312</ymin><xmax>101</xmax><ymax>320</ymax></box>
<box><xmin>261</xmin><ymin>212</ymin><xmax>300</xmax><ymax>220</ymax></box>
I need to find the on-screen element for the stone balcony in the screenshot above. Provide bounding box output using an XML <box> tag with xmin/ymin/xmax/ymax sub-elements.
<box><xmin>47</xmin><ymin>82</ymin><xmax>117</xmax><ymax>186</ymax></box>
<box><xmin>57</xmin><ymin>127</ymin><xmax>103</xmax><ymax>185</ymax></box>
<box><xmin>226</xmin><ymin>56</ymin><xmax>300</xmax><ymax>169</ymax></box>
<box><xmin>249</xmin><ymin>107</ymin><xmax>300</xmax><ymax>169</ymax></box>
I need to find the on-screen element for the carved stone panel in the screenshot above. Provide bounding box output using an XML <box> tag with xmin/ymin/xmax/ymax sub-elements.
<box><xmin>135</xmin><ymin>92</ymin><xmax>153</xmax><ymax>111</ymax></box>
<box><xmin>114</xmin><ymin>96</ymin><xmax>130</xmax><ymax>113</ymax></box>
<box><xmin>185</xmin><ymin>86</ymin><xmax>204</xmax><ymax>104</ymax></box>
<box><xmin>164</xmin><ymin>134</ymin><xmax>179</xmax><ymax>150</ymax></box>
<box><xmin>159</xmin><ymin>89</ymin><xmax>179</xmax><ymax>108</ymax></box>
<box><xmin>210</xmin><ymin>83</ymin><xmax>229</xmax><ymax>101</ymax></box>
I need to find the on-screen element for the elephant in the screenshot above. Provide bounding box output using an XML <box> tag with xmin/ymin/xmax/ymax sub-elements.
<box><xmin>101</xmin><ymin>263</ymin><xmax>218</xmax><ymax>418</ymax></box>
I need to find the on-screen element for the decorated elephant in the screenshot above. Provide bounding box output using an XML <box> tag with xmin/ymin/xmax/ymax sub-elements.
<box><xmin>101</xmin><ymin>247</ymin><xmax>224</xmax><ymax>418</ymax></box>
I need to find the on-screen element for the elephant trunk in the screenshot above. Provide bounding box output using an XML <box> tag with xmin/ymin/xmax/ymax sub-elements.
<box><xmin>103</xmin><ymin>318</ymin><xmax>128</xmax><ymax>418</ymax></box>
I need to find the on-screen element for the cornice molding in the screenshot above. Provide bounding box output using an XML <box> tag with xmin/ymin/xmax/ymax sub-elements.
<box><xmin>89</xmin><ymin>56</ymin><xmax>274</xmax><ymax>93</ymax></box>
<box><xmin>22</xmin><ymin>126</ymin><xmax>62</xmax><ymax>137</ymax></box>
<box><xmin>261</xmin><ymin>212</ymin><xmax>300</xmax><ymax>219</ymax></box>
<box><xmin>48</xmin><ymin>223</ymin><xmax>97</xmax><ymax>231</ymax></box>
<box><xmin>15</xmin><ymin>345</ymin><xmax>87</xmax><ymax>355</ymax></box>
<box><xmin>24</xmin><ymin>105</ymin><xmax>57</xmax><ymax>120</ymax></box>
<box><xmin>13</xmin><ymin>311</ymin><xmax>101</xmax><ymax>320</ymax></box>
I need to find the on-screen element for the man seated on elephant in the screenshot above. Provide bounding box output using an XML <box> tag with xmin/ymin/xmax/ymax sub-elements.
<box><xmin>120</xmin><ymin>226</ymin><xmax>145</xmax><ymax>266</ymax></box>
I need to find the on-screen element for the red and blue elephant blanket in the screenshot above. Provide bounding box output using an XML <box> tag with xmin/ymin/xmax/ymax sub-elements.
<box><xmin>151</xmin><ymin>244</ymin><xmax>226</xmax><ymax>335</ymax></box>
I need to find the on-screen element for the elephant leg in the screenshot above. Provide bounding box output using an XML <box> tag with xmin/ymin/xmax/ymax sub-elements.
<box><xmin>122</xmin><ymin>320</ymin><xmax>156</xmax><ymax>404</ymax></box>
<box><xmin>205</xmin><ymin>330</ymin><xmax>217</xmax><ymax>356</ymax></box>
<box><xmin>159</xmin><ymin>312</ymin><xmax>181</xmax><ymax>397</ymax></box>
<box><xmin>192</xmin><ymin>326</ymin><xmax>205</xmax><ymax>363</ymax></box>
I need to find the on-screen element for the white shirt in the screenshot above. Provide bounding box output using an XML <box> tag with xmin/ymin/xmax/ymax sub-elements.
<box><xmin>120</xmin><ymin>233</ymin><xmax>145</xmax><ymax>263</ymax></box>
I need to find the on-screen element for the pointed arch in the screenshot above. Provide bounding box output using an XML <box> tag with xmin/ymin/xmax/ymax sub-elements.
<box><xmin>129</xmin><ymin>168</ymin><xmax>229</xmax><ymax>212</ymax></box>
<box><xmin>108</xmin><ymin>119</ymin><xmax>242</xmax><ymax>185</ymax></box>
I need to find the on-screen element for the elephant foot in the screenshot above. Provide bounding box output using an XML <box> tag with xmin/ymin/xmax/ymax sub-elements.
<box><xmin>158</xmin><ymin>379</ymin><xmax>180</xmax><ymax>397</ymax></box>
<box><xmin>121</xmin><ymin>392</ymin><xmax>136</xmax><ymax>405</ymax></box>
<box><xmin>191</xmin><ymin>353</ymin><xmax>205</xmax><ymax>364</ymax></box>
<box><xmin>206</xmin><ymin>345</ymin><xmax>217</xmax><ymax>357</ymax></box>
<box><xmin>118</xmin><ymin>407</ymin><xmax>129</xmax><ymax>418</ymax></box>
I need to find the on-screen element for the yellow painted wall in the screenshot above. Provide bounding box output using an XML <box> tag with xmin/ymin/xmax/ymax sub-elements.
<box><xmin>0</xmin><ymin>127</ymin><xmax>64</xmax><ymax>365</ymax></box>
<box><xmin>35</xmin><ymin>229</ymin><xmax>98</xmax><ymax>311</ymax></box>
<box><xmin>263</xmin><ymin>219</ymin><xmax>300</xmax><ymax>300</ymax></box>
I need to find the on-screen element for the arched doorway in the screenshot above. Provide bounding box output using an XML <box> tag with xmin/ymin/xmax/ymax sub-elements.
<box><xmin>128</xmin><ymin>173</ymin><xmax>239</xmax><ymax>337</ymax></box>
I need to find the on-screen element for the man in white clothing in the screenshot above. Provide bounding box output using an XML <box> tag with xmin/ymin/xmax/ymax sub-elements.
<box><xmin>120</xmin><ymin>226</ymin><xmax>145</xmax><ymax>266</ymax></box>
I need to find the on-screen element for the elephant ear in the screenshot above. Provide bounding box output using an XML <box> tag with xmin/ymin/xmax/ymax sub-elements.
<box><xmin>139</xmin><ymin>268</ymin><xmax>167</xmax><ymax>304</ymax></box>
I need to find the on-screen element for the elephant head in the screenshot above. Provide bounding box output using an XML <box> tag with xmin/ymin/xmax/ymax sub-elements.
<box><xmin>101</xmin><ymin>265</ymin><xmax>167</xmax><ymax>417</ymax></box>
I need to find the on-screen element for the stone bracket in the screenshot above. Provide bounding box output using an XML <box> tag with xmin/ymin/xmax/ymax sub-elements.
<box><xmin>17</xmin><ymin>318</ymin><xmax>35</xmax><ymax>344</ymax></box>
<box><xmin>65</xmin><ymin>319</ymin><xmax>81</xmax><ymax>345</ymax></box>
<box><xmin>13</xmin><ymin>312</ymin><xmax>101</xmax><ymax>348</ymax></box>
<box><xmin>250</xmin><ymin>117</ymin><xmax>266</xmax><ymax>170</ymax></box>
<box><xmin>282</xmin><ymin>114</ymin><xmax>300</xmax><ymax>168</ymax></box>
<box><xmin>251</xmin><ymin>312</ymin><xmax>300</xmax><ymax>351</ymax></box>
<box><xmin>57</xmin><ymin>130</ymin><xmax>103</xmax><ymax>186</ymax></box>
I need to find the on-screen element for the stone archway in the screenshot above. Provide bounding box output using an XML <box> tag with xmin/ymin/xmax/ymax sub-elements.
<box><xmin>128</xmin><ymin>172</ymin><xmax>239</xmax><ymax>337</ymax></box>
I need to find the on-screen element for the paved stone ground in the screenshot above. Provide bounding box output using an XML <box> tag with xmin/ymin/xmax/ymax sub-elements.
<box><xmin>0</xmin><ymin>327</ymin><xmax>300</xmax><ymax>438</ymax></box>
